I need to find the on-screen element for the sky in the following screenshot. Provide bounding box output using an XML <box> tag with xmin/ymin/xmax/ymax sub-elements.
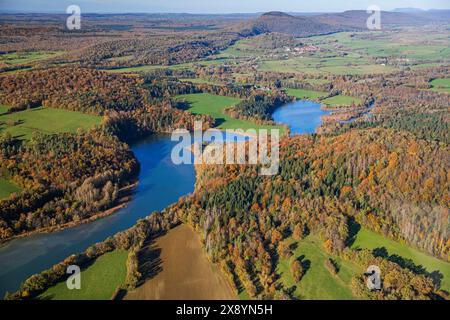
<box><xmin>0</xmin><ymin>0</ymin><xmax>449</xmax><ymax>14</ymax></box>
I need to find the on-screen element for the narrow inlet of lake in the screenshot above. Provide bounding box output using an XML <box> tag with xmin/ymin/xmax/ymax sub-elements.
<box><xmin>272</xmin><ymin>100</ymin><xmax>330</xmax><ymax>135</ymax></box>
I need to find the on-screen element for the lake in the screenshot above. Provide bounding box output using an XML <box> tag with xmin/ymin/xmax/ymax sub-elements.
<box><xmin>272</xmin><ymin>100</ymin><xmax>330</xmax><ymax>135</ymax></box>
<box><xmin>0</xmin><ymin>100</ymin><xmax>327</xmax><ymax>298</ymax></box>
<box><xmin>0</xmin><ymin>135</ymin><xmax>196</xmax><ymax>298</ymax></box>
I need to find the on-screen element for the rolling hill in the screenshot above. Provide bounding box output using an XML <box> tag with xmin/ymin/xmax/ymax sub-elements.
<box><xmin>312</xmin><ymin>9</ymin><xmax>450</xmax><ymax>28</ymax></box>
<box><xmin>239</xmin><ymin>11</ymin><xmax>344</xmax><ymax>37</ymax></box>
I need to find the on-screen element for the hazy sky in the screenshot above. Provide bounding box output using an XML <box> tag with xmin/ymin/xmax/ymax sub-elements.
<box><xmin>0</xmin><ymin>0</ymin><xmax>449</xmax><ymax>13</ymax></box>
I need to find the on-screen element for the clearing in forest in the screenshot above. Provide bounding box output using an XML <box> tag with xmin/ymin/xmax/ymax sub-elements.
<box><xmin>320</xmin><ymin>95</ymin><xmax>362</xmax><ymax>107</ymax></box>
<box><xmin>0</xmin><ymin>178</ymin><xmax>21</xmax><ymax>200</ymax></box>
<box><xmin>276</xmin><ymin>235</ymin><xmax>361</xmax><ymax>300</ymax></box>
<box><xmin>429</xmin><ymin>78</ymin><xmax>450</xmax><ymax>93</ymax></box>
<box><xmin>38</xmin><ymin>250</ymin><xmax>128</xmax><ymax>300</ymax></box>
<box><xmin>0</xmin><ymin>106</ymin><xmax>102</xmax><ymax>140</ymax></box>
<box><xmin>352</xmin><ymin>227</ymin><xmax>450</xmax><ymax>293</ymax></box>
<box><xmin>176</xmin><ymin>93</ymin><xmax>284</xmax><ymax>132</ymax></box>
<box><xmin>286</xmin><ymin>88</ymin><xmax>328</xmax><ymax>100</ymax></box>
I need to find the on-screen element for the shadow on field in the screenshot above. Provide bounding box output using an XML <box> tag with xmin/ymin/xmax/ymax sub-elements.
<box><xmin>136</xmin><ymin>234</ymin><xmax>166</xmax><ymax>287</ymax></box>
<box><xmin>175</xmin><ymin>101</ymin><xmax>191</xmax><ymax>111</ymax></box>
<box><xmin>214</xmin><ymin>118</ymin><xmax>225</xmax><ymax>127</ymax></box>
<box><xmin>346</xmin><ymin>217</ymin><xmax>361</xmax><ymax>247</ymax></box>
<box><xmin>372</xmin><ymin>246</ymin><xmax>444</xmax><ymax>289</ymax></box>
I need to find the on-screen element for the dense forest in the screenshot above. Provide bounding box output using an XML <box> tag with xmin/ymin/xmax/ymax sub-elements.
<box><xmin>180</xmin><ymin>128</ymin><xmax>449</xmax><ymax>299</ymax></box>
<box><xmin>77</xmin><ymin>33</ymin><xmax>239</xmax><ymax>68</ymax></box>
<box><xmin>0</xmin><ymin>129</ymin><xmax>138</xmax><ymax>240</ymax></box>
<box><xmin>0</xmin><ymin>67</ymin><xmax>147</xmax><ymax>114</ymax></box>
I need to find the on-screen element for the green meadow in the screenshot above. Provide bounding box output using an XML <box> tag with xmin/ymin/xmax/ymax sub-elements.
<box><xmin>320</xmin><ymin>95</ymin><xmax>362</xmax><ymax>107</ymax></box>
<box><xmin>206</xmin><ymin>38</ymin><xmax>394</xmax><ymax>76</ymax></box>
<box><xmin>180</xmin><ymin>78</ymin><xmax>222</xmax><ymax>86</ymax></box>
<box><xmin>176</xmin><ymin>93</ymin><xmax>284</xmax><ymax>133</ymax></box>
<box><xmin>38</xmin><ymin>250</ymin><xmax>128</xmax><ymax>300</ymax></box>
<box><xmin>258</xmin><ymin>57</ymin><xmax>395</xmax><ymax>75</ymax></box>
<box><xmin>307</xmin><ymin>30</ymin><xmax>450</xmax><ymax>65</ymax></box>
<box><xmin>217</xmin><ymin>40</ymin><xmax>268</xmax><ymax>59</ymax></box>
<box><xmin>276</xmin><ymin>226</ymin><xmax>450</xmax><ymax>299</ymax></box>
<box><xmin>105</xmin><ymin>59</ymin><xmax>228</xmax><ymax>74</ymax></box>
<box><xmin>352</xmin><ymin>228</ymin><xmax>450</xmax><ymax>293</ymax></box>
<box><xmin>0</xmin><ymin>178</ymin><xmax>21</xmax><ymax>200</ymax></box>
<box><xmin>0</xmin><ymin>51</ymin><xmax>63</xmax><ymax>66</ymax></box>
<box><xmin>286</xmin><ymin>88</ymin><xmax>328</xmax><ymax>100</ymax></box>
<box><xmin>0</xmin><ymin>105</ymin><xmax>9</xmax><ymax>115</ymax></box>
<box><xmin>0</xmin><ymin>107</ymin><xmax>102</xmax><ymax>140</ymax></box>
<box><xmin>277</xmin><ymin>235</ymin><xmax>361</xmax><ymax>300</ymax></box>
<box><xmin>216</xmin><ymin>28</ymin><xmax>449</xmax><ymax>76</ymax></box>
<box><xmin>108</xmin><ymin>28</ymin><xmax>449</xmax><ymax>77</ymax></box>
<box><xmin>429</xmin><ymin>78</ymin><xmax>450</xmax><ymax>93</ymax></box>
<box><xmin>106</xmin><ymin>65</ymin><xmax>172</xmax><ymax>73</ymax></box>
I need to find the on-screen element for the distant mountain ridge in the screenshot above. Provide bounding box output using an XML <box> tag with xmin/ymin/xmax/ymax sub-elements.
<box><xmin>238</xmin><ymin>9</ymin><xmax>450</xmax><ymax>37</ymax></box>
<box><xmin>239</xmin><ymin>11</ymin><xmax>345</xmax><ymax>37</ymax></box>
<box><xmin>392</xmin><ymin>8</ymin><xmax>425</xmax><ymax>13</ymax></box>
<box><xmin>312</xmin><ymin>9</ymin><xmax>450</xmax><ymax>28</ymax></box>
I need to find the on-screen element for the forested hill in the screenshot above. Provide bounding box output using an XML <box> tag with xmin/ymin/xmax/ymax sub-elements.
<box><xmin>312</xmin><ymin>9</ymin><xmax>450</xmax><ymax>28</ymax></box>
<box><xmin>239</xmin><ymin>10</ymin><xmax>450</xmax><ymax>37</ymax></box>
<box><xmin>239</xmin><ymin>11</ymin><xmax>345</xmax><ymax>37</ymax></box>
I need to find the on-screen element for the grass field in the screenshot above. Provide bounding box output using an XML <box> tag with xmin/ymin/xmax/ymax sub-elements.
<box><xmin>320</xmin><ymin>95</ymin><xmax>362</xmax><ymax>107</ymax></box>
<box><xmin>306</xmin><ymin>29</ymin><xmax>450</xmax><ymax>66</ymax></box>
<box><xmin>0</xmin><ymin>105</ymin><xmax>9</xmax><ymax>115</ymax></box>
<box><xmin>180</xmin><ymin>78</ymin><xmax>222</xmax><ymax>86</ymax></box>
<box><xmin>215</xmin><ymin>28</ymin><xmax>448</xmax><ymax>76</ymax></box>
<box><xmin>277</xmin><ymin>235</ymin><xmax>361</xmax><ymax>300</ymax></box>
<box><xmin>352</xmin><ymin>228</ymin><xmax>450</xmax><ymax>292</ymax></box>
<box><xmin>0</xmin><ymin>178</ymin><xmax>21</xmax><ymax>200</ymax></box>
<box><xmin>199</xmin><ymin>37</ymin><xmax>396</xmax><ymax>76</ymax></box>
<box><xmin>259</xmin><ymin>57</ymin><xmax>396</xmax><ymax>75</ymax></box>
<box><xmin>38</xmin><ymin>250</ymin><xmax>128</xmax><ymax>300</ymax></box>
<box><xmin>286</xmin><ymin>88</ymin><xmax>328</xmax><ymax>100</ymax></box>
<box><xmin>176</xmin><ymin>93</ymin><xmax>284</xmax><ymax>132</ymax></box>
<box><xmin>105</xmin><ymin>60</ymin><xmax>221</xmax><ymax>73</ymax></box>
<box><xmin>430</xmin><ymin>78</ymin><xmax>450</xmax><ymax>93</ymax></box>
<box><xmin>105</xmin><ymin>65</ymin><xmax>173</xmax><ymax>73</ymax></box>
<box><xmin>0</xmin><ymin>107</ymin><xmax>102</xmax><ymax>140</ymax></box>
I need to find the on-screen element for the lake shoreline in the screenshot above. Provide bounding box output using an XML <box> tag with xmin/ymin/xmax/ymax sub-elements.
<box><xmin>0</xmin><ymin>181</ymin><xmax>139</xmax><ymax>248</ymax></box>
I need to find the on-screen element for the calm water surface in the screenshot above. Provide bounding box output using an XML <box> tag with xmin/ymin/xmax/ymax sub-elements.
<box><xmin>272</xmin><ymin>100</ymin><xmax>330</xmax><ymax>135</ymax></box>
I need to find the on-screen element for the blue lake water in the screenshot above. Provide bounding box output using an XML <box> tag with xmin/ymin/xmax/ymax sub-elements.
<box><xmin>272</xmin><ymin>100</ymin><xmax>330</xmax><ymax>135</ymax></box>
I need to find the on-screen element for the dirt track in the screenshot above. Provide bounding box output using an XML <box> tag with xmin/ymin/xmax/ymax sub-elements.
<box><xmin>125</xmin><ymin>224</ymin><xmax>236</xmax><ymax>300</ymax></box>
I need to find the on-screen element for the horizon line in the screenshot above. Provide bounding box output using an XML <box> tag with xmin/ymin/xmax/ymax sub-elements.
<box><xmin>1</xmin><ymin>8</ymin><xmax>449</xmax><ymax>15</ymax></box>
